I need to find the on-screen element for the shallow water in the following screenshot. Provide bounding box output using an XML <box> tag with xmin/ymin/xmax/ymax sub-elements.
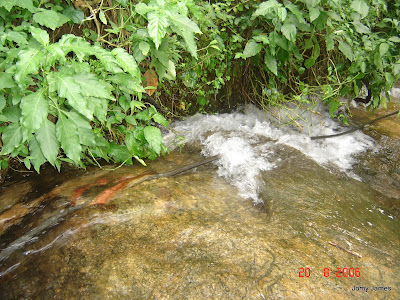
<box><xmin>0</xmin><ymin>104</ymin><xmax>399</xmax><ymax>299</ymax></box>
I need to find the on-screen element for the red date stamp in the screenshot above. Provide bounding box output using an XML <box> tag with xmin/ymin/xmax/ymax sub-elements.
<box><xmin>298</xmin><ymin>267</ymin><xmax>361</xmax><ymax>278</ymax></box>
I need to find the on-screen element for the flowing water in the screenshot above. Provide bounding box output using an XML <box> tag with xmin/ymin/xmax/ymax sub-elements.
<box><xmin>0</xmin><ymin>98</ymin><xmax>399</xmax><ymax>298</ymax></box>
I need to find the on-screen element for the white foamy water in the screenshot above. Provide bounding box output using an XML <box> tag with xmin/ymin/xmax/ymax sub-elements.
<box><xmin>165</xmin><ymin>105</ymin><xmax>375</xmax><ymax>204</ymax></box>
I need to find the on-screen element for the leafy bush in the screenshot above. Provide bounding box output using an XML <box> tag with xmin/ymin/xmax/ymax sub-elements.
<box><xmin>0</xmin><ymin>0</ymin><xmax>170</xmax><ymax>172</ymax></box>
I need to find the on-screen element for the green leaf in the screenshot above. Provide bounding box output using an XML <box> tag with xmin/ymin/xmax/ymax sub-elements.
<box><xmin>111</xmin><ymin>48</ymin><xmax>140</xmax><ymax>79</ymax></box>
<box><xmin>56</xmin><ymin>75</ymin><xmax>92</xmax><ymax>119</ymax></box>
<box><xmin>0</xmin><ymin>123</ymin><xmax>23</xmax><ymax>155</ymax></box>
<box><xmin>0</xmin><ymin>0</ymin><xmax>36</xmax><ymax>12</ymax></box>
<box><xmin>99</xmin><ymin>10</ymin><xmax>107</xmax><ymax>25</ymax></box>
<box><xmin>20</xmin><ymin>89</ymin><xmax>48</xmax><ymax>131</ymax></box>
<box><xmin>30</xmin><ymin>27</ymin><xmax>49</xmax><ymax>46</ymax></box>
<box><xmin>338</xmin><ymin>41</ymin><xmax>353</xmax><ymax>61</ymax></box>
<box><xmin>276</xmin><ymin>7</ymin><xmax>287</xmax><ymax>22</ymax></box>
<box><xmin>379</xmin><ymin>43</ymin><xmax>390</xmax><ymax>57</ymax></box>
<box><xmin>88</xmin><ymin>97</ymin><xmax>109</xmax><ymax>123</ymax></box>
<box><xmin>2</xmin><ymin>106</ymin><xmax>21</xmax><ymax>123</ymax></box>
<box><xmin>309</xmin><ymin>7</ymin><xmax>320</xmax><ymax>22</ymax></box>
<box><xmin>115</xmin><ymin>0</ymin><xmax>128</xmax><ymax>7</ymax></box>
<box><xmin>143</xmin><ymin>126</ymin><xmax>162</xmax><ymax>155</ymax></box>
<box><xmin>264</xmin><ymin>51</ymin><xmax>278</xmax><ymax>76</ymax></box>
<box><xmin>109</xmin><ymin>143</ymin><xmax>132</xmax><ymax>163</ymax></box>
<box><xmin>139</xmin><ymin>41</ymin><xmax>151</xmax><ymax>56</ymax></box>
<box><xmin>56</xmin><ymin>114</ymin><xmax>81</xmax><ymax>164</ymax></box>
<box><xmin>67</xmin><ymin>111</ymin><xmax>96</xmax><ymax>147</ymax></box>
<box><xmin>62</xmin><ymin>6</ymin><xmax>85</xmax><ymax>24</ymax></box>
<box><xmin>169</xmin><ymin>13</ymin><xmax>202</xmax><ymax>34</ymax></box>
<box><xmin>14</xmin><ymin>49</ymin><xmax>44</xmax><ymax>83</ymax></box>
<box><xmin>57</xmin><ymin>34</ymin><xmax>94</xmax><ymax>61</ymax></box>
<box><xmin>73</xmin><ymin>73</ymin><xmax>113</xmax><ymax>99</ymax></box>
<box><xmin>93</xmin><ymin>45</ymin><xmax>123</xmax><ymax>73</ymax></box>
<box><xmin>135</xmin><ymin>3</ymin><xmax>152</xmax><ymax>15</ymax></box>
<box><xmin>242</xmin><ymin>40</ymin><xmax>262</xmax><ymax>58</ymax></box>
<box><xmin>253</xmin><ymin>0</ymin><xmax>280</xmax><ymax>18</ymax></box>
<box><xmin>28</xmin><ymin>136</ymin><xmax>46</xmax><ymax>172</ymax></box>
<box><xmin>389</xmin><ymin>36</ymin><xmax>400</xmax><ymax>43</ymax></box>
<box><xmin>325</xmin><ymin>35</ymin><xmax>334</xmax><ymax>51</ymax></box>
<box><xmin>350</xmin><ymin>0</ymin><xmax>369</xmax><ymax>19</ymax></box>
<box><xmin>33</xmin><ymin>10</ymin><xmax>70</xmax><ymax>30</ymax></box>
<box><xmin>147</xmin><ymin>11</ymin><xmax>169</xmax><ymax>49</ymax></box>
<box><xmin>352</xmin><ymin>21</ymin><xmax>370</xmax><ymax>34</ymax></box>
<box><xmin>169</xmin><ymin>14</ymin><xmax>202</xmax><ymax>58</ymax></box>
<box><xmin>0</xmin><ymin>72</ymin><xmax>16</xmax><ymax>89</ymax></box>
<box><xmin>6</xmin><ymin>31</ymin><xmax>28</xmax><ymax>45</ymax></box>
<box><xmin>36</xmin><ymin>119</ymin><xmax>59</xmax><ymax>166</ymax></box>
<box><xmin>152</xmin><ymin>113</ymin><xmax>168</xmax><ymax>128</ymax></box>
<box><xmin>281</xmin><ymin>23</ymin><xmax>297</xmax><ymax>42</ymax></box>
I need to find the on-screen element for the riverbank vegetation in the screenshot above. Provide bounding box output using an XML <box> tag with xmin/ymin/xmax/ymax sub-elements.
<box><xmin>0</xmin><ymin>0</ymin><xmax>399</xmax><ymax>174</ymax></box>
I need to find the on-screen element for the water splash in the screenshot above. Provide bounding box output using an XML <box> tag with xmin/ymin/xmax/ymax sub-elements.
<box><xmin>168</xmin><ymin>105</ymin><xmax>374</xmax><ymax>203</ymax></box>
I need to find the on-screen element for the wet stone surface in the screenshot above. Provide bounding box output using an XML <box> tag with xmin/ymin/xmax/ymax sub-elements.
<box><xmin>0</xmin><ymin>100</ymin><xmax>399</xmax><ymax>298</ymax></box>
<box><xmin>0</xmin><ymin>147</ymin><xmax>399</xmax><ymax>299</ymax></box>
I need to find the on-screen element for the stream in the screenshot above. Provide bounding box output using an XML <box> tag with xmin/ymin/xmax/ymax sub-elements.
<box><xmin>0</xmin><ymin>96</ymin><xmax>399</xmax><ymax>298</ymax></box>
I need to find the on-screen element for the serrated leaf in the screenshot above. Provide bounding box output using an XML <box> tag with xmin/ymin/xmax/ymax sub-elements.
<box><xmin>30</xmin><ymin>27</ymin><xmax>49</xmax><ymax>46</ymax></box>
<box><xmin>253</xmin><ymin>0</ymin><xmax>280</xmax><ymax>18</ymax></box>
<box><xmin>389</xmin><ymin>36</ymin><xmax>400</xmax><ymax>43</ymax></box>
<box><xmin>20</xmin><ymin>89</ymin><xmax>48</xmax><ymax>131</ymax></box>
<box><xmin>2</xmin><ymin>106</ymin><xmax>21</xmax><ymax>123</ymax></box>
<box><xmin>73</xmin><ymin>73</ymin><xmax>113</xmax><ymax>99</ymax></box>
<box><xmin>0</xmin><ymin>123</ymin><xmax>23</xmax><ymax>155</ymax></box>
<box><xmin>131</xmin><ymin>100</ymin><xmax>146</xmax><ymax>111</ymax></box>
<box><xmin>109</xmin><ymin>143</ymin><xmax>132</xmax><ymax>163</ymax></box>
<box><xmin>168</xmin><ymin>14</ymin><xmax>202</xmax><ymax>34</ymax></box>
<box><xmin>0</xmin><ymin>72</ymin><xmax>16</xmax><ymax>89</ymax></box>
<box><xmin>56</xmin><ymin>114</ymin><xmax>81</xmax><ymax>163</ymax></box>
<box><xmin>350</xmin><ymin>0</ymin><xmax>369</xmax><ymax>19</ymax></box>
<box><xmin>143</xmin><ymin>126</ymin><xmax>162</xmax><ymax>154</ymax></box>
<box><xmin>36</xmin><ymin>119</ymin><xmax>59</xmax><ymax>166</ymax></box>
<box><xmin>28</xmin><ymin>135</ymin><xmax>46</xmax><ymax>172</ymax></box>
<box><xmin>111</xmin><ymin>48</ymin><xmax>140</xmax><ymax>78</ymax></box>
<box><xmin>147</xmin><ymin>11</ymin><xmax>169</xmax><ymax>49</ymax></box>
<box><xmin>6</xmin><ymin>31</ymin><xmax>28</xmax><ymax>45</ymax></box>
<box><xmin>379</xmin><ymin>43</ymin><xmax>389</xmax><ymax>56</ymax></box>
<box><xmin>92</xmin><ymin>45</ymin><xmax>123</xmax><ymax>73</ymax></box>
<box><xmin>281</xmin><ymin>23</ymin><xmax>296</xmax><ymax>42</ymax></box>
<box><xmin>62</xmin><ymin>6</ymin><xmax>85</xmax><ymax>24</ymax></box>
<box><xmin>0</xmin><ymin>0</ymin><xmax>36</xmax><ymax>12</ymax></box>
<box><xmin>165</xmin><ymin>60</ymin><xmax>176</xmax><ymax>80</ymax></box>
<box><xmin>99</xmin><ymin>10</ymin><xmax>107</xmax><ymax>25</ymax></box>
<box><xmin>309</xmin><ymin>7</ymin><xmax>320</xmax><ymax>22</ymax></box>
<box><xmin>88</xmin><ymin>97</ymin><xmax>108</xmax><ymax>123</ymax></box>
<box><xmin>139</xmin><ymin>41</ymin><xmax>150</xmax><ymax>56</ymax></box>
<box><xmin>108</xmin><ymin>74</ymin><xmax>146</xmax><ymax>94</ymax></box>
<box><xmin>67</xmin><ymin>111</ymin><xmax>96</xmax><ymax>147</ymax></box>
<box><xmin>56</xmin><ymin>75</ymin><xmax>92</xmax><ymax>119</ymax></box>
<box><xmin>242</xmin><ymin>40</ymin><xmax>262</xmax><ymax>58</ymax></box>
<box><xmin>152</xmin><ymin>113</ymin><xmax>168</xmax><ymax>128</ymax></box>
<box><xmin>338</xmin><ymin>41</ymin><xmax>353</xmax><ymax>61</ymax></box>
<box><xmin>135</xmin><ymin>2</ymin><xmax>151</xmax><ymax>15</ymax></box>
<box><xmin>352</xmin><ymin>21</ymin><xmax>370</xmax><ymax>34</ymax></box>
<box><xmin>325</xmin><ymin>35</ymin><xmax>334</xmax><ymax>51</ymax></box>
<box><xmin>264</xmin><ymin>51</ymin><xmax>278</xmax><ymax>75</ymax></box>
<box><xmin>276</xmin><ymin>7</ymin><xmax>287</xmax><ymax>22</ymax></box>
<box><xmin>14</xmin><ymin>49</ymin><xmax>44</xmax><ymax>83</ymax></box>
<box><xmin>33</xmin><ymin>10</ymin><xmax>70</xmax><ymax>30</ymax></box>
<box><xmin>57</xmin><ymin>34</ymin><xmax>94</xmax><ymax>61</ymax></box>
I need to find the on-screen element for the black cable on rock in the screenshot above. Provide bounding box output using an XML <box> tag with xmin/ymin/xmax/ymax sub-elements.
<box><xmin>311</xmin><ymin>109</ymin><xmax>399</xmax><ymax>140</ymax></box>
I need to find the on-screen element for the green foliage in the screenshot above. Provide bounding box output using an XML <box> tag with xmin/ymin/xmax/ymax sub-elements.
<box><xmin>0</xmin><ymin>1</ymin><xmax>170</xmax><ymax>172</ymax></box>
